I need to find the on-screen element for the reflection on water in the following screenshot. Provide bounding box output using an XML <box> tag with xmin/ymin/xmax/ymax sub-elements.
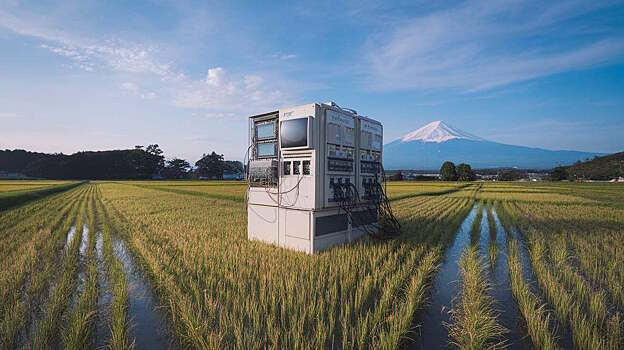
<box><xmin>95</xmin><ymin>232</ymin><xmax>113</xmax><ymax>349</ymax></box>
<box><xmin>412</xmin><ymin>204</ymin><xmax>478</xmax><ymax>349</ymax></box>
<box><xmin>489</xmin><ymin>208</ymin><xmax>528</xmax><ymax>349</ymax></box>
<box><xmin>113</xmin><ymin>237</ymin><xmax>170</xmax><ymax>349</ymax></box>
<box><xmin>64</xmin><ymin>225</ymin><xmax>77</xmax><ymax>252</ymax></box>
<box><xmin>509</xmin><ymin>223</ymin><xmax>574</xmax><ymax>349</ymax></box>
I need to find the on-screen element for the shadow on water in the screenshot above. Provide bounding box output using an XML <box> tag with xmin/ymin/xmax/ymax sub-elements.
<box><xmin>95</xmin><ymin>232</ymin><xmax>113</xmax><ymax>349</ymax></box>
<box><xmin>410</xmin><ymin>204</ymin><xmax>479</xmax><ymax>349</ymax></box>
<box><xmin>113</xmin><ymin>237</ymin><xmax>170</xmax><ymax>350</ymax></box>
<box><xmin>489</xmin><ymin>208</ymin><xmax>531</xmax><ymax>349</ymax></box>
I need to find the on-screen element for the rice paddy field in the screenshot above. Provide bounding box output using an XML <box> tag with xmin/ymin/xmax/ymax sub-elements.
<box><xmin>0</xmin><ymin>179</ymin><xmax>623</xmax><ymax>349</ymax></box>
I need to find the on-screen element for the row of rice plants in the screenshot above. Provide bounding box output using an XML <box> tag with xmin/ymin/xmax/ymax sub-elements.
<box><xmin>0</xmin><ymin>185</ymin><xmax>87</xmax><ymax>348</ymax></box>
<box><xmin>63</xmin><ymin>191</ymin><xmax>100</xmax><ymax>348</ymax></box>
<box><xmin>502</xmin><ymin>198</ymin><xmax>623</xmax><ymax>349</ymax></box>
<box><xmin>0</xmin><ymin>180</ymin><xmax>80</xmax><ymax>211</ymax></box>
<box><xmin>495</xmin><ymin>201</ymin><xmax>560</xmax><ymax>350</ymax></box>
<box><xmin>485</xmin><ymin>204</ymin><xmax>498</xmax><ymax>267</ymax></box>
<box><xmin>447</xmin><ymin>245</ymin><xmax>507</xmax><ymax>349</ymax></box>
<box><xmin>94</xmin><ymin>186</ymin><xmax>133</xmax><ymax>349</ymax></box>
<box><xmin>97</xmin><ymin>182</ymin><xmax>473</xmax><ymax>348</ymax></box>
<box><xmin>29</xmin><ymin>185</ymin><xmax>94</xmax><ymax>348</ymax></box>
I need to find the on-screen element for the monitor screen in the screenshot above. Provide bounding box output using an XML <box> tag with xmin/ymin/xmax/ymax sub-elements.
<box><xmin>257</xmin><ymin>142</ymin><xmax>276</xmax><ymax>157</ymax></box>
<box><xmin>256</xmin><ymin>121</ymin><xmax>276</xmax><ymax>140</ymax></box>
<box><xmin>281</xmin><ymin>118</ymin><xmax>308</xmax><ymax>148</ymax></box>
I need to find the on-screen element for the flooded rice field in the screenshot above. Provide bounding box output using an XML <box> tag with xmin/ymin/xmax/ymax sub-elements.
<box><xmin>113</xmin><ymin>237</ymin><xmax>170</xmax><ymax>349</ymax></box>
<box><xmin>1</xmin><ymin>181</ymin><xmax>623</xmax><ymax>348</ymax></box>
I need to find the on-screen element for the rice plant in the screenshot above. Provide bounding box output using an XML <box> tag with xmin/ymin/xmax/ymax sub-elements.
<box><xmin>0</xmin><ymin>180</ymin><xmax>622</xmax><ymax>348</ymax></box>
<box><xmin>447</xmin><ymin>246</ymin><xmax>507</xmax><ymax>349</ymax></box>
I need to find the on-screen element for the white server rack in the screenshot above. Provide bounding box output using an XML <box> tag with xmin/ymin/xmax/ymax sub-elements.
<box><xmin>246</xmin><ymin>102</ymin><xmax>383</xmax><ymax>254</ymax></box>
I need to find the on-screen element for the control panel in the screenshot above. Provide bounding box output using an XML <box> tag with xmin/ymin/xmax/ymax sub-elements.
<box><xmin>325</xmin><ymin>110</ymin><xmax>356</xmax><ymax>205</ymax></box>
<box><xmin>249</xmin><ymin>112</ymin><xmax>280</xmax><ymax>187</ymax></box>
<box><xmin>358</xmin><ymin>118</ymin><xmax>383</xmax><ymax>201</ymax></box>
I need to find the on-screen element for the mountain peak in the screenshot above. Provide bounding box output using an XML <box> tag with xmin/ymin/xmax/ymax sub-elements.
<box><xmin>401</xmin><ymin>120</ymin><xmax>485</xmax><ymax>143</ymax></box>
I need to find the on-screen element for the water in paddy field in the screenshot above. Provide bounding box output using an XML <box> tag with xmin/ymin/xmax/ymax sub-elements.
<box><xmin>95</xmin><ymin>232</ymin><xmax>113</xmax><ymax>349</ymax></box>
<box><xmin>64</xmin><ymin>225</ymin><xmax>77</xmax><ymax>252</ymax></box>
<box><xmin>489</xmin><ymin>208</ymin><xmax>530</xmax><ymax>349</ymax></box>
<box><xmin>113</xmin><ymin>237</ymin><xmax>170</xmax><ymax>349</ymax></box>
<box><xmin>73</xmin><ymin>224</ymin><xmax>91</xmax><ymax>306</ymax></box>
<box><xmin>477</xmin><ymin>207</ymin><xmax>489</xmax><ymax>254</ymax></box>
<box><xmin>79</xmin><ymin>223</ymin><xmax>89</xmax><ymax>256</ymax></box>
<box><xmin>411</xmin><ymin>204</ymin><xmax>478</xmax><ymax>349</ymax></box>
<box><xmin>509</xmin><ymin>226</ymin><xmax>574</xmax><ymax>349</ymax></box>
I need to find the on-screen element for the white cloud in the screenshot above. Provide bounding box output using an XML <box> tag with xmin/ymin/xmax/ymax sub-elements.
<box><xmin>0</xmin><ymin>112</ymin><xmax>21</xmax><ymax>118</ymax></box>
<box><xmin>120</xmin><ymin>82</ymin><xmax>138</xmax><ymax>91</ymax></box>
<box><xmin>365</xmin><ymin>1</ymin><xmax>624</xmax><ymax>91</ymax></box>
<box><xmin>0</xmin><ymin>7</ymin><xmax>293</xmax><ymax>118</ymax></box>
<box><xmin>271</xmin><ymin>53</ymin><xmax>297</xmax><ymax>60</ymax></box>
<box><xmin>205</xmin><ymin>67</ymin><xmax>224</xmax><ymax>86</ymax></box>
<box><xmin>173</xmin><ymin>68</ymin><xmax>285</xmax><ymax>113</ymax></box>
<box><xmin>141</xmin><ymin>91</ymin><xmax>157</xmax><ymax>100</ymax></box>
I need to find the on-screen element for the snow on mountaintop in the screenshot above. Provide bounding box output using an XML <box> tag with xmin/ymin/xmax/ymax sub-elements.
<box><xmin>400</xmin><ymin>121</ymin><xmax>485</xmax><ymax>143</ymax></box>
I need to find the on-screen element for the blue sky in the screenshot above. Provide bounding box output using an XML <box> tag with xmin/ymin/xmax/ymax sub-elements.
<box><xmin>1</xmin><ymin>0</ymin><xmax>623</xmax><ymax>161</ymax></box>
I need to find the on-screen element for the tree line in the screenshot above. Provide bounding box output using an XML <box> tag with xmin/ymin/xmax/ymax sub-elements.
<box><xmin>0</xmin><ymin>145</ymin><xmax>243</xmax><ymax>180</ymax></box>
<box><xmin>439</xmin><ymin>161</ymin><xmax>475</xmax><ymax>181</ymax></box>
<box><xmin>550</xmin><ymin>152</ymin><xmax>624</xmax><ymax>181</ymax></box>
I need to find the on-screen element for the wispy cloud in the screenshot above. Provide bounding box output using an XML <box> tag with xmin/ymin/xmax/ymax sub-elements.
<box><xmin>0</xmin><ymin>6</ymin><xmax>292</xmax><ymax>117</ymax></box>
<box><xmin>0</xmin><ymin>112</ymin><xmax>22</xmax><ymax>118</ymax></box>
<box><xmin>173</xmin><ymin>67</ymin><xmax>286</xmax><ymax>114</ymax></box>
<box><xmin>365</xmin><ymin>1</ymin><xmax>624</xmax><ymax>91</ymax></box>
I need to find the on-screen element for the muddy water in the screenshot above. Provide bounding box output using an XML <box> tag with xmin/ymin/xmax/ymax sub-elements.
<box><xmin>95</xmin><ymin>232</ymin><xmax>112</xmax><ymax>349</ymax></box>
<box><xmin>113</xmin><ymin>237</ymin><xmax>170</xmax><ymax>349</ymax></box>
<box><xmin>489</xmin><ymin>208</ymin><xmax>529</xmax><ymax>349</ymax></box>
<box><xmin>411</xmin><ymin>204</ymin><xmax>478</xmax><ymax>349</ymax></box>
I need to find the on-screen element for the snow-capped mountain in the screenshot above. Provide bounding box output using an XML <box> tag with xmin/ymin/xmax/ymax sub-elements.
<box><xmin>384</xmin><ymin>121</ymin><xmax>603</xmax><ymax>170</ymax></box>
<box><xmin>401</xmin><ymin>121</ymin><xmax>484</xmax><ymax>143</ymax></box>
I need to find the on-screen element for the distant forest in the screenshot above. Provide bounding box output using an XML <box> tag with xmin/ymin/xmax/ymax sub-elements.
<box><xmin>0</xmin><ymin>145</ymin><xmax>244</xmax><ymax>180</ymax></box>
<box><xmin>552</xmin><ymin>151</ymin><xmax>624</xmax><ymax>181</ymax></box>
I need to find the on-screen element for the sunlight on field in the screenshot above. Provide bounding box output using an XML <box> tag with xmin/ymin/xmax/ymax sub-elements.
<box><xmin>0</xmin><ymin>180</ymin><xmax>73</xmax><ymax>193</ymax></box>
<box><xmin>0</xmin><ymin>180</ymin><xmax>623</xmax><ymax>348</ymax></box>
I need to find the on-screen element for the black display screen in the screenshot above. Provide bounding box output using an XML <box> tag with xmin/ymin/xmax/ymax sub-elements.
<box><xmin>281</xmin><ymin>118</ymin><xmax>308</xmax><ymax>148</ymax></box>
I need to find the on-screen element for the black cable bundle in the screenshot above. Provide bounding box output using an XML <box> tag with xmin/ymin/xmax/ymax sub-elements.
<box><xmin>331</xmin><ymin>167</ymin><xmax>401</xmax><ymax>240</ymax></box>
<box><xmin>373</xmin><ymin>167</ymin><xmax>401</xmax><ymax>238</ymax></box>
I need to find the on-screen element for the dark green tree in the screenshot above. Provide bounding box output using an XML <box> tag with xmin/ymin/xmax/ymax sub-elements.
<box><xmin>456</xmin><ymin>163</ymin><xmax>475</xmax><ymax>181</ymax></box>
<box><xmin>224</xmin><ymin>160</ymin><xmax>244</xmax><ymax>174</ymax></box>
<box><xmin>550</xmin><ymin>166</ymin><xmax>568</xmax><ymax>181</ymax></box>
<box><xmin>132</xmin><ymin>144</ymin><xmax>165</xmax><ymax>178</ymax></box>
<box><xmin>195</xmin><ymin>152</ymin><xmax>225</xmax><ymax>179</ymax></box>
<box><xmin>164</xmin><ymin>158</ymin><xmax>191</xmax><ymax>179</ymax></box>
<box><xmin>498</xmin><ymin>169</ymin><xmax>521</xmax><ymax>181</ymax></box>
<box><xmin>440</xmin><ymin>161</ymin><xmax>457</xmax><ymax>181</ymax></box>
